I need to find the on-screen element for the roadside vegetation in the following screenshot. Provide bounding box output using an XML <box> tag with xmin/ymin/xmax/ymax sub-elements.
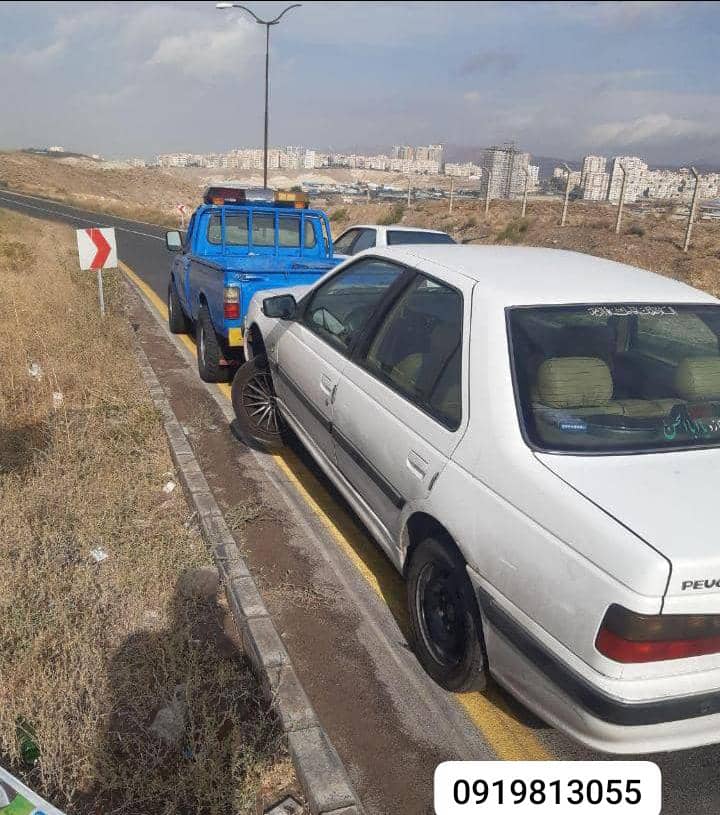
<box><xmin>0</xmin><ymin>210</ymin><xmax>293</xmax><ymax>814</ymax></box>
<box><xmin>377</xmin><ymin>202</ymin><xmax>406</xmax><ymax>225</ymax></box>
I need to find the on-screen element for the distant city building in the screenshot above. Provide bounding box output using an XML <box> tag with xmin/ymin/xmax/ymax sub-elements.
<box><xmin>445</xmin><ymin>161</ymin><xmax>483</xmax><ymax>178</ymax></box>
<box><xmin>580</xmin><ymin>155</ymin><xmax>609</xmax><ymax>201</ymax></box>
<box><xmin>148</xmin><ymin>145</ymin><xmax>717</xmax><ymax>200</ymax></box>
<box><xmin>392</xmin><ymin>145</ymin><xmax>413</xmax><ymax>160</ymax></box>
<box><xmin>483</xmin><ymin>145</ymin><xmax>531</xmax><ymax>199</ymax></box>
<box><xmin>607</xmin><ymin>156</ymin><xmax>648</xmax><ymax>203</ymax></box>
<box><xmin>553</xmin><ymin>166</ymin><xmax>581</xmax><ymax>190</ymax></box>
<box><xmin>639</xmin><ymin>168</ymin><xmax>720</xmax><ymax>202</ymax></box>
<box><xmin>389</xmin><ymin>144</ymin><xmax>444</xmax><ymax>172</ymax></box>
<box><xmin>48</xmin><ymin>145</ymin><xmax>65</xmax><ymax>153</ymax></box>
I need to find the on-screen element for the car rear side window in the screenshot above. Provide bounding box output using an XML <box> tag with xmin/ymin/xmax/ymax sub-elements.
<box><xmin>277</xmin><ymin>215</ymin><xmax>317</xmax><ymax>248</ymax></box>
<box><xmin>386</xmin><ymin>230</ymin><xmax>455</xmax><ymax>246</ymax></box>
<box><xmin>252</xmin><ymin>212</ymin><xmax>275</xmax><ymax>246</ymax></box>
<box><xmin>225</xmin><ymin>213</ymin><xmax>249</xmax><ymax>245</ymax></box>
<box><xmin>364</xmin><ymin>275</ymin><xmax>463</xmax><ymax>428</ymax></box>
<box><xmin>304</xmin><ymin>258</ymin><xmax>403</xmax><ymax>353</ymax></box>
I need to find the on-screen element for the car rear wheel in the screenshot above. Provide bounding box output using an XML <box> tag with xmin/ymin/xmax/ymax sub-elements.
<box><xmin>168</xmin><ymin>279</ymin><xmax>190</xmax><ymax>334</ymax></box>
<box><xmin>407</xmin><ymin>536</ymin><xmax>487</xmax><ymax>692</ymax></box>
<box><xmin>197</xmin><ymin>306</ymin><xmax>228</xmax><ymax>383</ymax></box>
<box><xmin>231</xmin><ymin>355</ymin><xmax>285</xmax><ymax>447</ymax></box>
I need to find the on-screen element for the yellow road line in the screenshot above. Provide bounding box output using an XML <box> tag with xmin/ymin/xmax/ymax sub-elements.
<box><xmin>120</xmin><ymin>258</ymin><xmax>551</xmax><ymax>761</ymax></box>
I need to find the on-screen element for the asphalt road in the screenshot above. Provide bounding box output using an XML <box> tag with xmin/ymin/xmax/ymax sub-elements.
<box><xmin>2</xmin><ymin>188</ymin><xmax>720</xmax><ymax>814</ymax></box>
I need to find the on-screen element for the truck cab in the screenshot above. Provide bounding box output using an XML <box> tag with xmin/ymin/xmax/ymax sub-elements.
<box><xmin>165</xmin><ymin>186</ymin><xmax>339</xmax><ymax>382</ymax></box>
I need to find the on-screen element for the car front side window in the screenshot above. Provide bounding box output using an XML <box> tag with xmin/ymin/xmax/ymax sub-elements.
<box><xmin>363</xmin><ymin>275</ymin><xmax>463</xmax><ymax>428</ymax></box>
<box><xmin>303</xmin><ymin>258</ymin><xmax>404</xmax><ymax>353</ymax></box>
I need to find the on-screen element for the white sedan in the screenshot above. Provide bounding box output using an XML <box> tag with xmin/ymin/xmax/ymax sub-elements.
<box><xmin>332</xmin><ymin>223</ymin><xmax>455</xmax><ymax>257</ymax></box>
<box><xmin>232</xmin><ymin>244</ymin><xmax>720</xmax><ymax>753</ymax></box>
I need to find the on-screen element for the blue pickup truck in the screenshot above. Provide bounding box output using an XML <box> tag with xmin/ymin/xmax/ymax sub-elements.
<box><xmin>165</xmin><ymin>186</ymin><xmax>339</xmax><ymax>381</ymax></box>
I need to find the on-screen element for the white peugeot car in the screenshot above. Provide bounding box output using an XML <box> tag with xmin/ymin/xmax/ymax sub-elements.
<box><xmin>231</xmin><ymin>245</ymin><xmax>720</xmax><ymax>753</ymax></box>
<box><xmin>332</xmin><ymin>223</ymin><xmax>455</xmax><ymax>257</ymax></box>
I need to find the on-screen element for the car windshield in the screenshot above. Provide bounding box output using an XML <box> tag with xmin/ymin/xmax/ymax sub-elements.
<box><xmin>509</xmin><ymin>304</ymin><xmax>720</xmax><ymax>454</ymax></box>
<box><xmin>386</xmin><ymin>230</ymin><xmax>455</xmax><ymax>246</ymax></box>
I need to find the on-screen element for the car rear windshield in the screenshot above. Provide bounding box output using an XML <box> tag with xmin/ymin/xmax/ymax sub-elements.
<box><xmin>386</xmin><ymin>230</ymin><xmax>455</xmax><ymax>246</ymax></box>
<box><xmin>509</xmin><ymin>304</ymin><xmax>720</xmax><ymax>454</ymax></box>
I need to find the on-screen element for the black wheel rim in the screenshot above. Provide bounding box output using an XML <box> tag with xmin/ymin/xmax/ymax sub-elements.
<box><xmin>242</xmin><ymin>370</ymin><xmax>280</xmax><ymax>436</ymax></box>
<box><xmin>415</xmin><ymin>562</ymin><xmax>466</xmax><ymax>667</ymax></box>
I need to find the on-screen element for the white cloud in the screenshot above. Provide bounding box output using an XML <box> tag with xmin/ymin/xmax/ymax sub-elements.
<box><xmin>147</xmin><ymin>19</ymin><xmax>258</xmax><ymax>78</ymax></box>
<box><xmin>588</xmin><ymin>113</ymin><xmax>720</xmax><ymax>147</ymax></box>
<box><xmin>0</xmin><ymin>38</ymin><xmax>66</xmax><ymax>70</ymax></box>
<box><xmin>548</xmin><ymin>1</ymin><xmax>685</xmax><ymax>27</ymax></box>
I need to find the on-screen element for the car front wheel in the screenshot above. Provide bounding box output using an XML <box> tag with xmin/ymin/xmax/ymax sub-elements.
<box><xmin>231</xmin><ymin>355</ymin><xmax>285</xmax><ymax>447</ymax></box>
<box><xmin>407</xmin><ymin>535</ymin><xmax>487</xmax><ymax>692</ymax></box>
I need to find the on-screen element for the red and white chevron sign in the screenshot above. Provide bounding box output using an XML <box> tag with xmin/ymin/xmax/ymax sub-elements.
<box><xmin>76</xmin><ymin>227</ymin><xmax>117</xmax><ymax>270</ymax></box>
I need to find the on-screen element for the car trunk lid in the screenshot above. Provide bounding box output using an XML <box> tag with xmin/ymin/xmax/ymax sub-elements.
<box><xmin>536</xmin><ymin>448</ymin><xmax>720</xmax><ymax>613</ymax></box>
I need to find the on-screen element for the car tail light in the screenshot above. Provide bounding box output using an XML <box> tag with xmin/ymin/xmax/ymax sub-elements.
<box><xmin>223</xmin><ymin>287</ymin><xmax>240</xmax><ymax>320</ymax></box>
<box><xmin>596</xmin><ymin>604</ymin><xmax>720</xmax><ymax>663</ymax></box>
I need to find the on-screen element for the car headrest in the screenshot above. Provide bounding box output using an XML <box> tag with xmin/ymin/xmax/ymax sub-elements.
<box><xmin>674</xmin><ymin>356</ymin><xmax>720</xmax><ymax>400</ymax></box>
<box><xmin>536</xmin><ymin>357</ymin><xmax>613</xmax><ymax>408</ymax></box>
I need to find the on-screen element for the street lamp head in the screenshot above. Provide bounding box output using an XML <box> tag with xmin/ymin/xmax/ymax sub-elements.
<box><xmin>215</xmin><ymin>3</ymin><xmax>301</xmax><ymax>23</ymax></box>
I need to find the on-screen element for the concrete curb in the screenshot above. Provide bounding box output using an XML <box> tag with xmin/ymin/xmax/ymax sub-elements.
<box><xmin>134</xmin><ymin>344</ymin><xmax>364</xmax><ymax>815</ymax></box>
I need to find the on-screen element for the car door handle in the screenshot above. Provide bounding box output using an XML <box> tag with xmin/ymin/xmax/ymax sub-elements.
<box><xmin>406</xmin><ymin>450</ymin><xmax>429</xmax><ymax>480</ymax></box>
<box><xmin>320</xmin><ymin>374</ymin><xmax>334</xmax><ymax>395</ymax></box>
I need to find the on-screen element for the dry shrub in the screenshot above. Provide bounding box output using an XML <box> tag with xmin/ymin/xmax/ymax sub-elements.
<box><xmin>495</xmin><ymin>217</ymin><xmax>531</xmax><ymax>244</ymax></box>
<box><xmin>0</xmin><ymin>211</ymin><xmax>290</xmax><ymax>813</ymax></box>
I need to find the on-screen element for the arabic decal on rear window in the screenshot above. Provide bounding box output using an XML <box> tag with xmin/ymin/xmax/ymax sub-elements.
<box><xmin>587</xmin><ymin>305</ymin><xmax>677</xmax><ymax>317</ymax></box>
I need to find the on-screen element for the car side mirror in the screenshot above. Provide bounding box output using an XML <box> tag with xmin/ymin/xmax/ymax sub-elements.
<box><xmin>165</xmin><ymin>230</ymin><xmax>183</xmax><ymax>252</ymax></box>
<box><xmin>262</xmin><ymin>294</ymin><xmax>297</xmax><ymax>320</ymax></box>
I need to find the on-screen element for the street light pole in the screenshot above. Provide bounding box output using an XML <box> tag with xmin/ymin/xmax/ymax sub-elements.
<box><xmin>216</xmin><ymin>2</ymin><xmax>301</xmax><ymax>190</ymax></box>
<box><xmin>263</xmin><ymin>22</ymin><xmax>270</xmax><ymax>189</ymax></box>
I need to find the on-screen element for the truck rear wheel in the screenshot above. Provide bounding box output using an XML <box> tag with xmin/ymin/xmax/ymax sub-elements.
<box><xmin>231</xmin><ymin>355</ymin><xmax>285</xmax><ymax>447</ymax></box>
<box><xmin>197</xmin><ymin>306</ymin><xmax>228</xmax><ymax>383</ymax></box>
<box><xmin>168</xmin><ymin>280</ymin><xmax>191</xmax><ymax>334</ymax></box>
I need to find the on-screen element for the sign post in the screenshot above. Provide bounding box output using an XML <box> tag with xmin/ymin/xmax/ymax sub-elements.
<box><xmin>76</xmin><ymin>227</ymin><xmax>118</xmax><ymax>317</ymax></box>
<box><xmin>1</xmin><ymin>764</ymin><xmax>66</xmax><ymax>815</ymax></box>
<box><xmin>176</xmin><ymin>204</ymin><xmax>188</xmax><ymax>229</ymax></box>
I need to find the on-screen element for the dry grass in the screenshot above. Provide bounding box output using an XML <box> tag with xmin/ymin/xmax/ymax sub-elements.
<box><xmin>0</xmin><ymin>210</ymin><xmax>293</xmax><ymax>814</ymax></box>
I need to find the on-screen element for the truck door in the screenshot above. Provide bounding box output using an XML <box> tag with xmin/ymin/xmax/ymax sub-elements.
<box><xmin>178</xmin><ymin>213</ymin><xmax>196</xmax><ymax>312</ymax></box>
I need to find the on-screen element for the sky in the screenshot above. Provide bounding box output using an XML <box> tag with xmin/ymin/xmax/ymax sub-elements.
<box><xmin>1</xmin><ymin>1</ymin><xmax>719</xmax><ymax>165</ymax></box>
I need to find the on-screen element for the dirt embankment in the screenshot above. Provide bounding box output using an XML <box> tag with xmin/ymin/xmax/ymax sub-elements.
<box><xmin>0</xmin><ymin>210</ymin><xmax>294</xmax><ymax>814</ymax></box>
